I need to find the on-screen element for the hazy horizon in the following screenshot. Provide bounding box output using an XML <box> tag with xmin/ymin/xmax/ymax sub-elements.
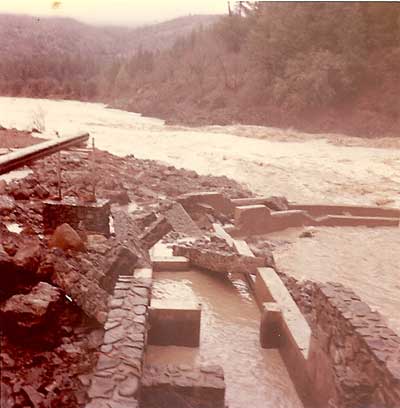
<box><xmin>0</xmin><ymin>0</ymin><xmax>227</xmax><ymax>26</ymax></box>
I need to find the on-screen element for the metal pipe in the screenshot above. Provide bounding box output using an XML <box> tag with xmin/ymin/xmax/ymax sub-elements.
<box><xmin>0</xmin><ymin>133</ymin><xmax>89</xmax><ymax>175</ymax></box>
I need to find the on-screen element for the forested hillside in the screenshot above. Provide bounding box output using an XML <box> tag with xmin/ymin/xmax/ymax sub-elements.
<box><xmin>1</xmin><ymin>3</ymin><xmax>399</xmax><ymax>137</ymax></box>
<box><xmin>121</xmin><ymin>2</ymin><xmax>400</xmax><ymax>137</ymax></box>
<box><xmin>0</xmin><ymin>13</ymin><xmax>219</xmax><ymax>99</ymax></box>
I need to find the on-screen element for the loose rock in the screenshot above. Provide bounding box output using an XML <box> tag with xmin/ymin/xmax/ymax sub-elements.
<box><xmin>49</xmin><ymin>223</ymin><xmax>85</xmax><ymax>252</ymax></box>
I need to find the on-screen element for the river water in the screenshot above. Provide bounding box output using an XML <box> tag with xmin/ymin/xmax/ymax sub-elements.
<box><xmin>0</xmin><ymin>97</ymin><xmax>399</xmax><ymax>206</ymax></box>
<box><xmin>1</xmin><ymin>97</ymin><xmax>399</xmax><ymax>406</ymax></box>
<box><xmin>146</xmin><ymin>270</ymin><xmax>305</xmax><ymax>408</ymax></box>
<box><xmin>268</xmin><ymin>226</ymin><xmax>400</xmax><ymax>337</ymax></box>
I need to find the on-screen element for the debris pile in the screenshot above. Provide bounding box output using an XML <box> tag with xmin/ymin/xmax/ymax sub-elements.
<box><xmin>0</xmin><ymin>128</ymin><xmax>252</xmax><ymax>408</ymax></box>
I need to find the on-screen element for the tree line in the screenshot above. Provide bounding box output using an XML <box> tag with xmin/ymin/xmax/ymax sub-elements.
<box><xmin>0</xmin><ymin>3</ymin><xmax>399</xmax><ymax>136</ymax></box>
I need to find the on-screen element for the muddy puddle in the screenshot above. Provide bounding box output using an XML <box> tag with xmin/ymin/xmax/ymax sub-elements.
<box><xmin>268</xmin><ymin>226</ymin><xmax>400</xmax><ymax>336</ymax></box>
<box><xmin>146</xmin><ymin>270</ymin><xmax>305</xmax><ymax>408</ymax></box>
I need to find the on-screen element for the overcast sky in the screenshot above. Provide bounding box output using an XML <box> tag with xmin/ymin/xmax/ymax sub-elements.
<box><xmin>0</xmin><ymin>0</ymin><xmax>228</xmax><ymax>25</ymax></box>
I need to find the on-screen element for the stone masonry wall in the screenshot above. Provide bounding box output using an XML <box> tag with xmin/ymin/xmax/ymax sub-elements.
<box><xmin>141</xmin><ymin>364</ymin><xmax>226</xmax><ymax>408</ymax></box>
<box><xmin>85</xmin><ymin>275</ymin><xmax>151</xmax><ymax>408</ymax></box>
<box><xmin>43</xmin><ymin>198</ymin><xmax>111</xmax><ymax>235</ymax></box>
<box><xmin>286</xmin><ymin>278</ymin><xmax>400</xmax><ymax>408</ymax></box>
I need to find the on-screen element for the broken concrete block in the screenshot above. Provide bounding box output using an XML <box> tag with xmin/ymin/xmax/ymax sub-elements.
<box><xmin>100</xmin><ymin>245</ymin><xmax>138</xmax><ymax>292</ymax></box>
<box><xmin>260</xmin><ymin>302</ymin><xmax>283</xmax><ymax>348</ymax></box>
<box><xmin>149</xmin><ymin>299</ymin><xmax>201</xmax><ymax>347</ymax></box>
<box><xmin>234</xmin><ymin>205</ymin><xmax>271</xmax><ymax>234</ymax></box>
<box><xmin>178</xmin><ymin>191</ymin><xmax>234</xmax><ymax>217</ymax></box>
<box><xmin>232</xmin><ymin>196</ymin><xmax>289</xmax><ymax>211</ymax></box>
<box><xmin>234</xmin><ymin>205</ymin><xmax>313</xmax><ymax>234</ymax></box>
<box><xmin>173</xmin><ymin>244</ymin><xmax>265</xmax><ymax>275</ymax></box>
<box><xmin>164</xmin><ymin>202</ymin><xmax>202</xmax><ymax>237</ymax></box>
<box><xmin>111</xmin><ymin>210</ymin><xmax>151</xmax><ymax>267</ymax></box>
<box><xmin>140</xmin><ymin>216</ymin><xmax>172</xmax><ymax>250</ymax></box>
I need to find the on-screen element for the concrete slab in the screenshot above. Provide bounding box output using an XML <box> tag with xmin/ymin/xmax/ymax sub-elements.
<box><xmin>233</xmin><ymin>239</ymin><xmax>255</xmax><ymax>257</ymax></box>
<box><xmin>260</xmin><ymin>302</ymin><xmax>283</xmax><ymax>349</ymax></box>
<box><xmin>165</xmin><ymin>202</ymin><xmax>202</xmax><ymax>237</ymax></box>
<box><xmin>234</xmin><ymin>205</ymin><xmax>271</xmax><ymax>234</ymax></box>
<box><xmin>254</xmin><ymin>267</ymin><xmax>311</xmax><ymax>360</ymax></box>
<box><xmin>254</xmin><ymin>267</ymin><xmax>314</xmax><ymax>404</ymax></box>
<box><xmin>213</xmin><ymin>223</ymin><xmax>236</xmax><ymax>248</ymax></box>
<box><xmin>269</xmin><ymin>210</ymin><xmax>313</xmax><ymax>232</ymax></box>
<box><xmin>213</xmin><ymin>223</ymin><xmax>255</xmax><ymax>257</ymax></box>
<box><xmin>150</xmin><ymin>242</ymin><xmax>190</xmax><ymax>271</ymax></box>
<box><xmin>152</xmin><ymin>256</ymin><xmax>190</xmax><ymax>271</ymax></box>
<box><xmin>150</xmin><ymin>241</ymin><xmax>173</xmax><ymax>258</ymax></box>
<box><xmin>178</xmin><ymin>191</ymin><xmax>235</xmax><ymax>216</ymax></box>
<box><xmin>149</xmin><ymin>299</ymin><xmax>202</xmax><ymax>347</ymax></box>
<box><xmin>289</xmin><ymin>203</ymin><xmax>400</xmax><ymax>218</ymax></box>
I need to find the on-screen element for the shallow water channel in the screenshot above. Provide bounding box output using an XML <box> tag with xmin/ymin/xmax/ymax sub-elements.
<box><xmin>146</xmin><ymin>270</ymin><xmax>305</xmax><ymax>408</ymax></box>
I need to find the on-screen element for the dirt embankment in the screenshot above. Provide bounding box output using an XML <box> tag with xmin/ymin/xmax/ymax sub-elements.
<box><xmin>0</xmin><ymin>127</ymin><xmax>44</xmax><ymax>149</ymax></box>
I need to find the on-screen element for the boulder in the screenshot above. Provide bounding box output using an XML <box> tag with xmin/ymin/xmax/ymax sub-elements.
<box><xmin>1</xmin><ymin>282</ymin><xmax>61</xmax><ymax>330</ymax></box>
<box><xmin>0</xmin><ymin>195</ymin><xmax>16</xmax><ymax>215</ymax></box>
<box><xmin>14</xmin><ymin>242</ymin><xmax>42</xmax><ymax>274</ymax></box>
<box><xmin>49</xmin><ymin>223</ymin><xmax>85</xmax><ymax>252</ymax></box>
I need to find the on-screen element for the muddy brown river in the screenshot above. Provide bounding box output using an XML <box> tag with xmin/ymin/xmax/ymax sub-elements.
<box><xmin>146</xmin><ymin>270</ymin><xmax>304</xmax><ymax>408</ymax></box>
<box><xmin>268</xmin><ymin>226</ymin><xmax>400</xmax><ymax>337</ymax></box>
<box><xmin>1</xmin><ymin>97</ymin><xmax>399</xmax><ymax>206</ymax></box>
<box><xmin>1</xmin><ymin>97</ymin><xmax>399</xmax><ymax>407</ymax></box>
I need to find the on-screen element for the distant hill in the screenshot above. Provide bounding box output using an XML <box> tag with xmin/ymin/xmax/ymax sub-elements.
<box><xmin>0</xmin><ymin>13</ymin><xmax>220</xmax><ymax>57</ymax></box>
<box><xmin>1</xmin><ymin>5</ymin><xmax>398</xmax><ymax>138</ymax></box>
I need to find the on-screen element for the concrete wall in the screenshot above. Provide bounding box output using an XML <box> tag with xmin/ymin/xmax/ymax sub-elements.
<box><xmin>233</xmin><ymin>203</ymin><xmax>399</xmax><ymax>235</ymax></box>
<box><xmin>288</xmin><ymin>203</ymin><xmax>400</xmax><ymax>219</ymax></box>
<box><xmin>254</xmin><ymin>267</ymin><xmax>315</xmax><ymax>404</ymax></box>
